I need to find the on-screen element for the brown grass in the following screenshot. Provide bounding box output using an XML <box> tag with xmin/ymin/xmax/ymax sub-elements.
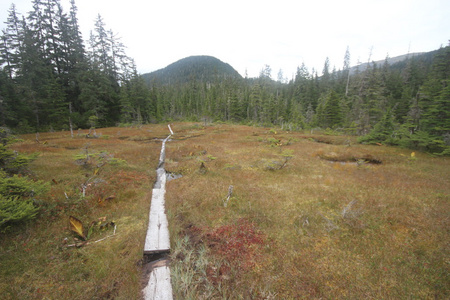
<box><xmin>1</xmin><ymin>123</ymin><xmax>449</xmax><ymax>299</ymax></box>
<box><xmin>0</xmin><ymin>124</ymin><xmax>169</xmax><ymax>299</ymax></box>
<box><xmin>165</xmin><ymin>124</ymin><xmax>450</xmax><ymax>299</ymax></box>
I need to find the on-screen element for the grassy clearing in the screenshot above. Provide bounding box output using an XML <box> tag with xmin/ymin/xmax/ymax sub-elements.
<box><xmin>1</xmin><ymin>123</ymin><xmax>449</xmax><ymax>299</ymax></box>
<box><xmin>0</xmin><ymin>124</ymin><xmax>169</xmax><ymax>299</ymax></box>
<box><xmin>165</xmin><ymin>123</ymin><xmax>450</xmax><ymax>299</ymax></box>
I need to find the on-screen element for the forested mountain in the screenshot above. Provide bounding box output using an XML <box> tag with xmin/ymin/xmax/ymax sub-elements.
<box><xmin>145</xmin><ymin>47</ymin><xmax>449</xmax><ymax>154</ymax></box>
<box><xmin>142</xmin><ymin>56</ymin><xmax>242</xmax><ymax>85</ymax></box>
<box><xmin>349</xmin><ymin>51</ymin><xmax>433</xmax><ymax>74</ymax></box>
<box><xmin>0</xmin><ymin>1</ymin><xmax>448</xmax><ymax>154</ymax></box>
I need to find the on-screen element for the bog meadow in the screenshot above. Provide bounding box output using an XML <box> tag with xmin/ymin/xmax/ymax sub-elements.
<box><xmin>1</xmin><ymin>123</ymin><xmax>449</xmax><ymax>299</ymax></box>
<box><xmin>1</xmin><ymin>1</ymin><xmax>449</xmax><ymax>298</ymax></box>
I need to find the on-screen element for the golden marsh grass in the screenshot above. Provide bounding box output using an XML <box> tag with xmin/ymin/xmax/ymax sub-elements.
<box><xmin>0</xmin><ymin>123</ymin><xmax>448</xmax><ymax>299</ymax></box>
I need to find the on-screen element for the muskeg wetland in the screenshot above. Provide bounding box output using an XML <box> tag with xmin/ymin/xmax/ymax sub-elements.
<box><xmin>1</xmin><ymin>123</ymin><xmax>448</xmax><ymax>299</ymax></box>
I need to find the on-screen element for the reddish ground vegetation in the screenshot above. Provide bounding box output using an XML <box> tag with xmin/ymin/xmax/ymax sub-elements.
<box><xmin>204</xmin><ymin>219</ymin><xmax>265</xmax><ymax>271</ymax></box>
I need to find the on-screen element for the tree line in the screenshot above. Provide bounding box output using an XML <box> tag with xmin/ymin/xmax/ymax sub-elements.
<box><xmin>0</xmin><ymin>1</ymin><xmax>448</xmax><ymax>154</ymax></box>
<box><xmin>147</xmin><ymin>47</ymin><xmax>449</xmax><ymax>154</ymax></box>
<box><xmin>0</xmin><ymin>0</ymin><xmax>152</xmax><ymax>132</ymax></box>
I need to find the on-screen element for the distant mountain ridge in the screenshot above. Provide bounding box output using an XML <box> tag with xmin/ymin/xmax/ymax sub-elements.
<box><xmin>142</xmin><ymin>50</ymin><xmax>440</xmax><ymax>85</ymax></box>
<box><xmin>142</xmin><ymin>55</ymin><xmax>242</xmax><ymax>85</ymax></box>
<box><xmin>349</xmin><ymin>51</ymin><xmax>437</xmax><ymax>74</ymax></box>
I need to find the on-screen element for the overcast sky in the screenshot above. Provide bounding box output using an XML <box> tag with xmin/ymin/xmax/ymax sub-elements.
<box><xmin>1</xmin><ymin>0</ymin><xmax>449</xmax><ymax>79</ymax></box>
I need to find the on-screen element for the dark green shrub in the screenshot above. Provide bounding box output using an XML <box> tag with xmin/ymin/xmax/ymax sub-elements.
<box><xmin>0</xmin><ymin>195</ymin><xmax>38</xmax><ymax>227</ymax></box>
<box><xmin>0</xmin><ymin>128</ymin><xmax>49</xmax><ymax>228</ymax></box>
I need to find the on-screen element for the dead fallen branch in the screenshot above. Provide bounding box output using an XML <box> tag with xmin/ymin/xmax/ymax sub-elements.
<box><xmin>66</xmin><ymin>225</ymin><xmax>117</xmax><ymax>248</ymax></box>
<box><xmin>223</xmin><ymin>185</ymin><xmax>234</xmax><ymax>207</ymax></box>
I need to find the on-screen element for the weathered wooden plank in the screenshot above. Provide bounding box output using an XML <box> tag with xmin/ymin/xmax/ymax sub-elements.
<box><xmin>144</xmin><ymin>174</ymin><xmax>170</xmax><ymax>253</ymax></box>
<box><xmin>144</xmin><ymin>186</ymin><xmax>170</xmax><ymax>253</ymax></box>
<box><xmin>143</xmin><ymin>129</ymin><xmax>174</xmax><ymax>299</ymax></box>
<box><xmin>144</xmin><ymin>134</ymin><xmax>171</xmax><ymax>254</ymax></box>
<box><xmin>142</xmin><ymin>265</ymin><xmax>173</xmax><ymax>300</ymax></box>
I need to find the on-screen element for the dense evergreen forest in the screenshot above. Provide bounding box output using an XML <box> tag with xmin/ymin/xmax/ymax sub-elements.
<box><xmin>0</xmin><ymin>0</ymin><xmax>144</xmax><ymax>131</ymax></box>
<box><xmin>143</xmin><ymin>48</ymin><xmax>449</xmax><ymax>155</ymax></box>
<box><xmin>0</xmin><ymin>0</ymin><xmax>448</xmax><ymax>154</ymax></box>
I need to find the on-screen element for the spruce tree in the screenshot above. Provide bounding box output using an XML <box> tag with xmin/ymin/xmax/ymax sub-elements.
<box><xmin>320</xmin><ymin>57</ymin><xmax>331</xmax><ymax>92</ymax></box>
<box><xmin>0</xmin><ymin>128</ymin><xmax>48</xmax><ymax>227</ymax></box>
<box><xmin>323</xmin><ymin>90</ymin><xmax>343</xmax><ymax>128</ymax></box>
<box><xmin>416</xmin><ymin>46</ymin><xmax>450</xmax><ymax>152</ymax></box>
<box><xmin>358</xmin><ymin>108</ymin><xmax>397</xmax><ymax>145</ymax></box>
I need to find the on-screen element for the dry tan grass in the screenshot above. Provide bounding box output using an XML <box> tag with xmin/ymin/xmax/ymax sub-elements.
<box><xmin>165</xmin><ymin>124</ymin><xmax>450</xmax><ymax>298</ymax></box>
<box><xmin>1</xmin><ymin>125</ymin><xmax>169</xmax><ymax>299</ymax></box>
<box><xmin>1</xmin><ymin>123</ymin><xmax>449</xmax><ymax>299</ymax></box>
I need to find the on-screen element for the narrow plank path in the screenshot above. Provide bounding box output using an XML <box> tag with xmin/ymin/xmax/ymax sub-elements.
<box><xmin>144</xmin><ymin>135</ymin><xmax>171</xmax><ymax>253</ymax></box>
<box><xmin>142</xmin><ymin>125</ymin><xmax>174</xmax><ymax>300</ymax></box>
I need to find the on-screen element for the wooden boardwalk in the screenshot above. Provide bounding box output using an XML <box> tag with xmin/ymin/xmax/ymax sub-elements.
<box><xmin>143</xmin><ymin>126</ymin><xmax>174</xmax><ymax>299</ymax></box>
<box><xmin>142</xmin><ymin>261</ymin><xmax>173</xmax><ymax>300</ymax></box>
<box><xmin>144</xmin><ymin>166</ymin><xmax>170</xmax><ymax>253</ymax></box>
